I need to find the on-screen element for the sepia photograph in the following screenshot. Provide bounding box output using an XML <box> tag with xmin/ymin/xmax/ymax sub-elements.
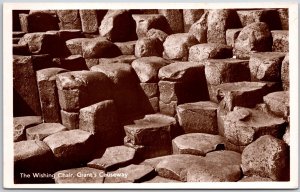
<box><xmin>3</xmin><ymin>2</ymin><xmax>298</xmax><ymax>189</ymax></box>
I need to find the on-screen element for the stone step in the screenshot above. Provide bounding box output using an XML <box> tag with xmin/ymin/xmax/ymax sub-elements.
<box><xmin>26</xmin><ymin>123</ymin><xmax>67</xmax><ymax>140</ymax></box>
<box><xmin>13</xmin><ymin>116</ymin><xmax>43</xmax><ymax>142</ymax></box>
<box><xmin>172</xmin><ymin>133</ymin><xmax>225</xmax><ymax>156</ymax></box>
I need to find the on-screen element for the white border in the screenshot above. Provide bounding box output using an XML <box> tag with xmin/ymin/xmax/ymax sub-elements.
<box><xmin>3</xmin><ymin>2</ymin><xmax>299</xmax><ymax>189</ymax></box>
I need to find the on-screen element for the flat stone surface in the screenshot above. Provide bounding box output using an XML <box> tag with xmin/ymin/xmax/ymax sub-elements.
<box><xmin>188</xmin><ymin>43</ymin><xmax>232</xmax><ymax>62</ymax></box>
<box><xmin>14</xmin><ymin>140</ymin><xmax>55</xmax><ymax>173</ymax></box>
<box><xmin>124</xmin><ymin>114</ymin><xmax>175</xmax><ymax>146</ymax></box>
<box><xmin>88</xmin><ymin>146</ymin><xmax>136</xmax><ymax>171</ymax></box>
<box><xmin>249</xmin><ymin>52</ymin><xmax>286</xmax><ymax>81</ymax></box>
<box><xmin>104</xmin><ymin>164</ymin><xmax>154</xmax><ymax>183</ymax></box>
<box><xmin>224</xmin><ymin>107</ymin><xmax>286</xmax><ymax>146</ymax></box>
<box><xmin>238</xmin><ymin>175</ymin><xmax>274</xmax><ymax>182</ymax></box>
<box><xmin>263</xmin><ymin>91</ymin><xmax>289</xmax><ymax>118</ymax></box>
<box><xmin>241</xmin><ymin>135</ymin><xmax>289</xmax><ymax>181</ymax></box>
<box><xmin>14</xmin><ymin>116</ymin><xmax>42</xmax><ymax>142</ymax></box>
<box><xmin>60</xmin><ymin>110</ymin><xmax>79</xmax><ymax>130</ymax></box>
<box><xmin>163</xmin><ymin>33</ymin><xmax>198</xmax><ymax>61</ymax></box>
<box><xmin>204</xmin><ymin>58</ymin><xmax>250</xmax><ymax>86</ymax></box>
<box><xmin>271</xmin><ymin>30</ymin><xmax>288</xmax><ymax>52</ymax></box>
<box><xmin>214</xmin><ymin>81</ymin><xmax>267</xmax><ymax>111</ymax></box>
<box><xmin>54</xmin><ymin>167</ymin><xmax>105</xmax><ymax>183</ymax></box>
<box><xmin>132</xmin><ymin>56</ymin><xmax>171</xmax><ymax>83</ymax></box>
<box><xmin>234</xmin><ymin>22</ymin><xmax>272</xmax><ymax>59</ymax></box>
<box><xmin>155</xmin><ymin>154</ymin><xmax>204</xmax><ymax>181</ymax></box>
<box><xmin>186</xmin><ymin>159</ymin><xmax>241</xmax><ymax>182</ymax></box>
<box><xmin>158</xmin><ymin>62</ymin><xmax>204</xmax><ymax>82</ymax></box>
<box><xmin>43</xmin><ymin>129</ymin><xmax>93</xmax><ymax>164</ymax></box>
<box><xmin>205</xmin><ymin>150</ymin><xmax>241</xmax><ymax>166</ymax></box>
<box><xmin>26</xmin><ymin>123</ymin><xmax>67</xmax><ymax>140</ymax></box>
<box><xmin>172</xmin><ymin>133</ymin><xmax>225</xmax><ymax>156</ymax></box>
<box><xmin>281</xmin><ymin>54</ymin><xmax>289</xmax><ymax>91</ymax></box>
<box><xmin>176</xmin><ymin>101</ymin><xmax>218</xmax><ymax>134</ymax></box>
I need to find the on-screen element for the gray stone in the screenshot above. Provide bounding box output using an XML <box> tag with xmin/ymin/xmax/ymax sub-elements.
<box><xmin>132</xmin><ymin>14</ymin><xmax>171</xmax><ymax>38</ymax></box>
<box><xmin>54</xmin><ymin>167</ymin><xmax>104</xmax><ymax>183</ymax></box>
<box><xmin>159</xmin><ymin>100</ymin><xmax>178</xmax><ymax>117</ymax></box>
<box><xmin>186</xmin><ymin>159</ymin><xmax>241</xmax><ymax>182</ymax></box>
<box><xmin>132</xmin><ymin>56</ymin><xmax>171</xmax><ymax>83</ymax></box>
<box><xmin>271</xmin><ymin>30</ymin><xmax>288</xmax><ymax>52</ymax></box>
<box><xmin>155</xmin><ymin>154</ymin><xmax>203</xmax><ymax>181</ymax></box>
<box><xmin>56</xmin><ymin>71</ymin><xmax>113</xmax><ymax>112</ymax></box>
<box><xmin>19</xmin><ymin>14</ymin><xmax>29</xmax><ymax>32</ymax></box>
<box><xmin>263</xmin><ymin>91</ymin><xmax>289</xmax><ymax>118</ymax></box>
<box><xmin>56</xmin><ymin>10</ymin><xmax>81</xmax><ymax>30</ymax></box>
<box><xmin>241</xmin><ymin>135</ymin><xmax>289</xmax><ymax>181</ymax></box>
<box><xmin>115</xmin><ymin>41</ymin><xmax>136</xmax><ymax>55</ymax></box>
<box><xmin>140</xmin><ymin>83</ymin><xmax>158</xmax><ymax>98</ymax></box>
<box><xmin>226</xmin><ymin>28</ymin><xmax>242</xmax><ymax>47</ymax></box>
<box><xmin>204</xmin><ymin>58</ymin><xmax>250</xmax><ymax>86</ymax></box>
<box><xmin>188</xmin><ymin>11</ymin><xmax>208</xmax><ymax>43</ymax></box>
<box><xmin>82</xmin><ymin>37</ymin><xmax>121</xmax><ymax>58</ymax></box>
<box><xmin>234</xmin><ymin>22</ymin><xmax>272</xmax><ymax>59</ymax></box>
<box><xmin>236</xmin><ymin>9</ymin><xmax>282</xmax><ymax>30</ymax></box>
<box><xmin>188</xmin><ymin>43</ymin><xmax>232</xmax><ymax>62</ymax></box>
<box><xmin>224</xmin><ymin>107</ymin><xmax>286</xmax><ymax>146</ymax></box>
<box><xmin>99</xmin><ymin>10</ymin><xmax>136</xmax><ymax>42</ymax></box>
<box><xmin>36</xmin><ymin>68</ymin><xmax>68</xmax><ymax>123</ymax></box>
<box><xmin>249</xmin><ymin>52</ymin><xmax>286</xmax><ymax>81</ymax></box>
<box><xmin>172</xmin><ymin>133</ymin><xmax>225</xmax><ymax>156</ymax></box>
<box><xmin>18</xmin><ymin>32</ymin><xmax>61</xmax><ymax>55</ymax></box>
<box><xmin>213</xmin><ymin>81</ymin><xmax>267</xmax><ymax>111</ymax></box>
<box><xmin>183</xmin><ymin>9</ymin><xmax>204</xmax><ymax>32</ymax></box>
<box><xmin>52</xmin><ymin>55</ymin><xmax>88</xmax><ymax>71</ymax></box>
<box><xmin>158</xmin><ymin>61</ymin><xmax>204</xmax><ymax>82</ymax></box>
<box><xmin>105</xmin><ymin>164</ymin><xmax>154</xmax><ymax>183</ymax></box>
<box><xmin>281</xmin><ymin>54</ymin><xmax>289</xmax><ymax>91</ymax></box>
<box><xmin>13</xmin><ymin>56</ymin><xmax>41</xmax><ymax>116</ymax></box>
<box><xmin>26</xmin><ymin>123</ymin><xmax>66</xmax><ymax>140</ymax></box>
<box><xmin>278</xmin><ymin>8</ymin><xmax>289</xmax><ymax>30</ymax></box>
<box><xmin>14</xmin><ymin>140</ymin><xmax>55</xmax><ymax>175</ymax></box>
<box><xmin>163</xmin><ymin>33</ymin><xmax>198</xmax><ymax>61</ymax></box>
<box><xmin>135</xmin><ymin>37</ymin><xmax>163</xmax><ymax>57</ymax></box>
<box><xmin>65</xmin><ymin>38</ymin><xmax>90</xmax><ymax>55</ymax></box>
<box><xmin>177</xmin><ymin>101</ymin><xmax>218</xmax><ymax>134</ymax></box>
<box><xmin>14</xmin><ymin>116</ymin><xmax>42</xmax><ymax>142</ymax></box>
<box><xmin>158</xmin><ymin>9</ymin><xmax>184</xmax><ymax>33</ymax></box>
<box><xmin>158</xmin><ymin>81</ymin><xmax>184</xmax><ymax>104</ymax></box>
<box><xmin>146</xmin><ymin>29</ymin><xmax>168</xmax><ymax>43</ymax></box>
<box><xmin>79</xmin><ymin>100</ymin><xmax>122</xmax><ymax>147</ymax></box>
<box><xmin>144</xmin><ymin>176</ymin><xmax>182</xmax><ymax>183</ymax></box>
<box><xmin>239</xmin><ymin>175</ymin><xmax>273</xmax><ymax>182</ymax></box>
<box><xmin>283</xmin><ymin>126</ymin><xmax>290</xmax><ymax>146</ymax></box>
<box><xmin>205</xmin><ymin>150</ymin><xmax>241</xmax><ymax>166</ymax></box>
<box><xmin>79</xmin><ymin>10</ymin><xmax>99</xmax><ymax>33</ymax></box>
<box><xmin>60</xmin><ymin>110</ymin><xmax>79</xmax><ymax>130</ymax></box>
<box><xmin>207</xmin><ymin>9</ymin><xmax>239</xmax><ymax>44</ymax></box>
<box><xmin>87</xmin><ymin>146</ymin><xmax>136</xmax><ymax>171</ymax></box>
<box><xmin>43</xmin><ymin>129</ymin><xmax>94</xmax><ymax>164</ymax></box>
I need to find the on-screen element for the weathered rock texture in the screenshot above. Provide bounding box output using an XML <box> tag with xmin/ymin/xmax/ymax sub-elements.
<box><xmin>12</xmin><ymin>8</ymin><xmax>290</xmax><ymax>184</ymax></box>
